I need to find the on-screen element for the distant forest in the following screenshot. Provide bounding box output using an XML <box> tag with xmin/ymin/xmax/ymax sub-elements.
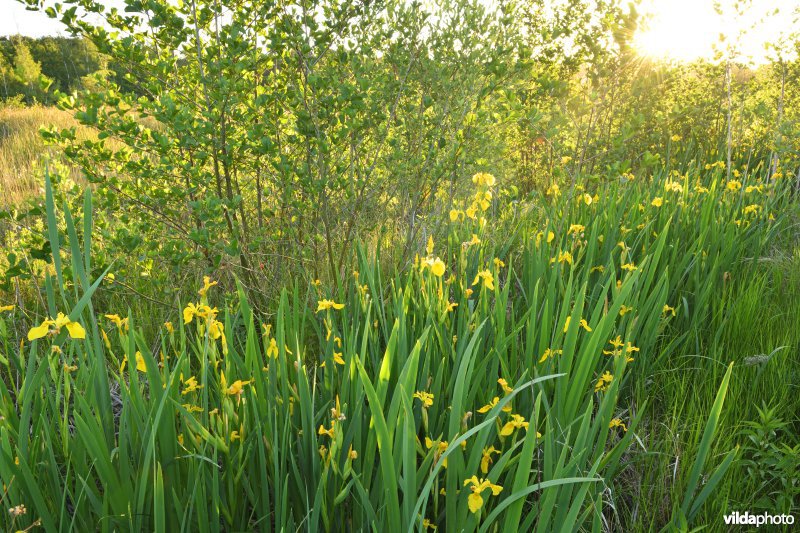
<box><xmin>0</xmin><ymin>35</ymin><xmax>133</xmax><ymax>104</ymax></box>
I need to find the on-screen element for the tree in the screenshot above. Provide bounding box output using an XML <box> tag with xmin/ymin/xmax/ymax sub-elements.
<box><xmin>0</xmin><ymin>53</ymin><xmax>14</xmax><ymax>100</ymax></box>
<box><xmin>11</xmin><ymin>39</ymin><xmax>52</xmax><ymax>103</ymax></box>
<box><xmin>30</xmin><ymin>0</ymin><xmax>529</xmax><ymax>308</ymax></box>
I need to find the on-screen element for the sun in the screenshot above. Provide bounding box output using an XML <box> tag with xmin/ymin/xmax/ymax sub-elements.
<box><xmin>633</xmin><ymin>0</ymin><xmax>721</xmax><ymax>62</ymax></box>
<box><xmin>633</xmin><ymin>0</ymin><xmax>798</xmax><ymax>65</ymax></box>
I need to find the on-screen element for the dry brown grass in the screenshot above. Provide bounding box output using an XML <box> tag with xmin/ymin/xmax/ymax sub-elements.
<box><xmin>0</xmin><ymin>105</ymin><xmax>89</xmax><ymax>207</ymax></box>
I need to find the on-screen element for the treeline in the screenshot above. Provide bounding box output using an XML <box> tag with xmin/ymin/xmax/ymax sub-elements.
<box><xmin>0</xmin><ymin>35</ymin><xmax>135</xmax><ymax>104</ymax></box>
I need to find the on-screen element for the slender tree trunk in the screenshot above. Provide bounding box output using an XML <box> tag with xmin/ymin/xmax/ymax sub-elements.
<box><xmin>770</xmin><ymin>60</ymin><xmax>785</xmax><ymax>181</ymax></box>
<box><xmin>725</xmin><ymin>60</ymin><xmax>732</xmax><ymax>181</ymax></box>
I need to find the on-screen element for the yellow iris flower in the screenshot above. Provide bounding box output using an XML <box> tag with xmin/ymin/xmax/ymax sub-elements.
<box><xmin>198</xmin><ymin>275</ymin><xmax>218</xmax><ymax>297</ymax></box>
<box><xmin>743</xmin><ymin>204</ymin><xmax>760</xmax><ymax>215</ymax></box>
<box><xmin>422</xmin><ymin>257</ymin><xmax>447</xmax><ymax>277</ymax></box>
<box><xmin>609</xmin><ymin>418</ymin><xmax>627</xmax><ymax>432</ymax></box>
<box><xmin>499</xmin><ymin>413</ymin><xmax>529</xmax><ymax>436</ymax></box>
<box><xmin>472</xmin><ymin>270</ymin><xmax>494</xmax><ymax>290</ymax></box>
<box><xmin>181</xmin><ymin>376</ymin><xmax>203</xmax><ymax>395</ymax></box>
<box><xmin>480</xmin><ymin>446</ymin><xmax>500</xmax><ymax>474</ymax></box>
<box><xmin>28</xmin><ymin>312</ymin><xmax>86</xmax><ymax>341</ymax></box>
<box><xmin>595</xmin><ymin>371</ymin><xmax>613</xmax><ymax>393</ymax></box>
<box><xmin>266</xmin><ymin>337</ymin><xmax>279</xmax><ymax>358</ymax></box>
<box><xmin>425</xmin><ymin>437</ymin><xmax>449</xmax><ymax>468</ymax></box>
<box><xmin>477</xmin><ymin>396</ymin><xmax>512</xmax><ymax>413</ymax></box>
<box><xmin>183</xmin><ymin>303</ymin><xmax>218</xmax><ymax>324</ymax></box>
<box><xmin>538</xmin><ymin>347</ymin><xmax>562</xmax><ymax>363</ymax></box>
<box><xmin>318</xmin><ymin>423</ymin><xmax>335</xmax><ymax>439</ymax></box>
<box><xmin>120</xmin><ymin>351</ymin><xmax>147</xmax><ymax>373</ymax></box>
<box><xmin>471</xmin><ymin>172</ymin><xmax>496</xmax><ymax>187</ymax></box>
<box><xmin>221</xmin><ymin>371</ymin><xmax>252</xmax><ymax>397</ymax></box>
<box><xmin>413</xmin><ymin>391</ymin><xmax>434</xmax><ymax>408</ymax></box>
<box><xmin>105</xmin><ymin>314</ymin><xmax>129</xmax><ymax>331</ymax></box>
<box><xmin>563</xmin><ymin>316</ymin><xmax>591</xmax><ymax>333</ymax></box>
<box><xmin>317</xmin><ymin>299</ymin><xmax>345</xmax><ymax>312</ymax></box>
<box><xmin>464</xmin><ymin>476</ymin><xmax>503</xmax><ymax>513</ymax></box>
<box><xmin>567</xmin><ymin>224</ymin><xmax>585</xmax><ymax>235</ymax></box>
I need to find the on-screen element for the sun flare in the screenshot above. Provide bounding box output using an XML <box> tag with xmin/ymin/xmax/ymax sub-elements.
<box><xmin>633</xmin><ymin>0</ymin><xmax>798</xmax><ymax>64</ymax></box>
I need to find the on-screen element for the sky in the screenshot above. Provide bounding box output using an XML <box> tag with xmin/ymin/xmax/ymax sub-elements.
<box><xmin>1</xmin><ymin>0</ymin><xmax>66</xmax><ymax>37</ymax></box>
<box><xmin>633</xmin><ymin>0</ymin><xmax>799</xmax><ymax>64</ymax></box>
<box><xmin>1</xmin><ymin>0</ymin><xmax>799</xmax><ymax>64</ymax></box>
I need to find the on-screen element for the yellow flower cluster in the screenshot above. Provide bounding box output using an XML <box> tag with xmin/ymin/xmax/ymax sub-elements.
<box><xmin>567</xmin><ymin>224</ymin><xmax>585</xmax><ymax>236</ymax></box>
<box><xmin>181</xmin><ymin>375</ymin><xmax>203</xmax><ymax>395</ymax></box>
<box><xmin>449</xmin><ymin>209</ymin><xmax>465</xmax><ymax>222</ymax></box>
<box><xmin>184</xmin><ymin>302</ymin><xmax>218</xmax><ymax>324</ymax></box>
<box><xmin>472</xmin><ymin>172</ymin><xmax>496</xmax><ymax>188</ymax></box>
<box><xmin>704</xmin><ymin>160</ymin><xmax>726</xmax><ymax>170</ymax></box>
<box><xmin>183</xmin><ymin>277</ymin><xmax>228</xmax><ymax>354</ymax></box>
<box><xmin>318</xmin><ymin>396</ymin><xmax>348</xmax><ymax>458</ymax></box>
<box><xmin>449</xmin><ymin>173</ymin><xmax>497</xmax><ymax>222</ymax></box>
<box><xmin>420</xmin><ymin>236</ymin><xmax>447</xmax><ymax>277</ymax></box>
<box><xmin>603</xmin><ymin>336</ymin><xmax>639</xmax><ymax>362</ymax></box>
<box><xmin>743</xmin><ymin>204</ymin><xmax>760</xmax><ymax>216</ymax></box>
<box><xmin>551</xmin><ymin>250</ymin><xmax>572</xmax><ymax>265</ymax></box>
<box><xmin>726</xmin><ymin>180</ymin><xmax>742</xmax><ymax>192</ymax></box>
<box><xmin>594</xmin><ymin>371</ymin><xmax>614</xmax><ymax>393</ymax></box>
<box><xmin>546</xmin><ymin>183</ymin><xmax>561</xmax><ymax>197</ymax></box>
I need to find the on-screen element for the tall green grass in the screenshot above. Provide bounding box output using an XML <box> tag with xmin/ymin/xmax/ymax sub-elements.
<box><xmin>0</xmin><ymin>165</ymin><xmax>796</xmax><ymax>531</ymax></box>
